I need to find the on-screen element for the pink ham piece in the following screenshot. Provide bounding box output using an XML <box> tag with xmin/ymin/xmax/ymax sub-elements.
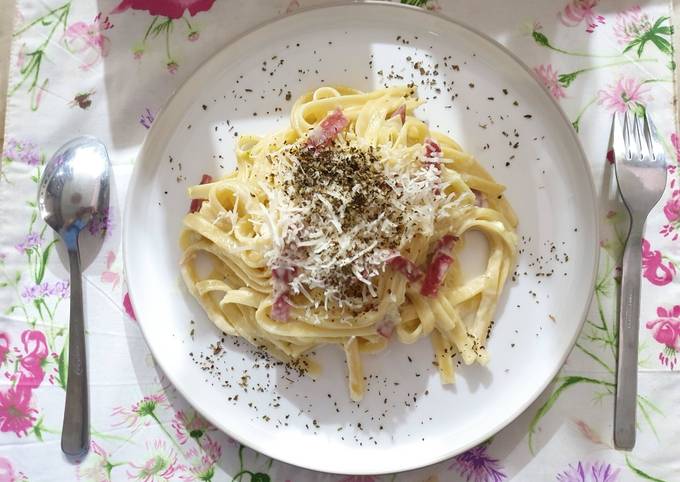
<box><xmin>306</xmin><ymin>108</ymin><xmax>349</xmax><ymax>148</ymax></box>
<box><xmin>270</xmin><ymin>266</ymin><xmax>298</xmax><ymax>322</ymax></box>
<box><xmin>420</xmin><ymin>234</ymin><xmax>459</xmax><ymax>297</ymax></box>
<box><xmin>376</xmin><ymin>318</ymin><xmax>394</xmax><ymax>339</ymax></box>
<box><xmin>424</xmin><ymin>137</ymin><xmax>442</xmax><ymax>160</ymax></box>
<box><xmin>390</xmin><ymin>104</ymin><xmax>406</xmax><ymax>124</ymax></box>
<box><xmin>271</xmin><ymin>293</ymin><xmax>291</xmax><ymax>322</ymax></box>
<box><xmin>189</xmin><ymin>174</ymin><xmax>213</xmax><ymax>213</ymax></box>
<box><xmin>387</xmin><ymin>255</ymin><xmax>423</xmax><ymax>283</ymax></box>
<box><xmin>273</xmin><ymin>266</ymin><xmax>297</xmax><ymax>284</ymax></box>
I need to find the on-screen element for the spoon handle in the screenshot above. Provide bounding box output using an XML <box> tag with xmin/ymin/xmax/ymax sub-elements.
<box><xmin>61</xmin><ymin>246</ymin><xmax>89</xmax><ymax>456</ymax></box>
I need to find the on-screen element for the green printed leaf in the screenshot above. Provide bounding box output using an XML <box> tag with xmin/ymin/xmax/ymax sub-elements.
<box><xmin>558</xmin><ymin>71</ymin><xmax>579</xmax><ymax>87</ymax></box>
<box><xmin>250</xmin><ymin>474</ymin><xmax>270</xmax><ymax>482</ymax></box>
<box><xmin>528</xmin><ymin>376</ymin><xmax>614</xmax><ymax>453</ymax></box>
<box><xmin>57</xmin><ymin>343</ymin><xmax>67</xmax><ymax>389</ymax></box>
<box><xmin>400</xmin><ymin>0</ymin><xmax>429</xmax><ymax>5</ymax></box>
<box><xmin>623</xmin><ymin>16</ymin><xmax>673</xmax><ymax>57</ymax></box>
<box><xmin>32</xmin><ymin>417</ymin><xmax>44</xmax><ymax>441</ymax></box>
<box><xmin>652</xmin><ymin>16</ymin><xmax>669</xmax><ymax>31</ymax></box>
<box><xmin>625</xmin><ymin>455</ymin><xmax>666</xmax><ymax>482</ymax></box>
<box><xmin>623</xmin><ymin>38</ymin><xmax>641</xmax><ymax>54</ymax></box>
<box><xmin>650</xmin><ymin>36</ymin><xmax>672</xmax><ymax>55</ymax></box>
<box><xmin>35</xmin><ymin>239</ymin><xmax>57</xmax><ymax>284</ymax></box>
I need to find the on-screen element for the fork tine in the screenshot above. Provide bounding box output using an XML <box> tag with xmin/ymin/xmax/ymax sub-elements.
<box><xmin>631</xmin><ymin>111</ymin><xmax>644</xmax><ymax>159</ymax></box>
<box><xmin>644</xmin><ymin>112</ymin><xmax>665</xmax><ymax>163</ymax></box>
<box><xmin>611</xmin><ymin>112</ymin><xmax>626</xmax><ymax>160</ymax></box>
<box><xmin>622</xmin><ymin>111</ymin><xmax>632</xmax><ymax>159</ymax></box>
<box><xmin>641</xmin><ymin>111</ymin><xmax>655</xmax><ymax>161</ymax></box>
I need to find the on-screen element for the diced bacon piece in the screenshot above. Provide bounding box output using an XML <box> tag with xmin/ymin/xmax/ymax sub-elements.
<box><xmin>271</xmin><ymin>293</ymin><xmax>291</xmax><ymax>322</ymax></box>
<box><xmin>306</xmin><ymin>108</ymin><xmax>349</xmax><ymax>148</ymax></box>
<box><xmin>376</xmin><ymin>318</ymin><xmax>394</xmax><ymax>339</ymax></box>
<box><xmin>390</xmin><ymin>104</ymin><xmax>406</xmax><ymax>124</ymax></box>
<box><xmin>189</xmin><ymin>174</ymin><xmax>213</xmax><ymax>213</ymax></box>
<box><xmin>421</xmin><ymin>254</ymin><xmax>454</xmax><ymax>298</ymax></box>
<box><xmin>273</xmin><ymin>266</ymin><xmax>297</xmax><ymax>284</ymax></box>
<box><xmin>434</xmin><ymin>234</ymin><xmax>458</xmax><ymax>254</ymax></box>
<box><xmin>387</xmin><ymin>255</ymin><xmax>423</xmax><ymax>282</ymax></box>
<box><xmin>271</xmin><ymin>265</ymin><xmax>298</xmax><ymax>322</ymax></box>
<box><xmin>424</xmin><ymin>137</ymin><xmax>442</xmax><ymax>160</ymax></box>
<box><xmin>420</xmin><ymin>235</ymin><xmax>459</xmax><ymax>297</ymax></box>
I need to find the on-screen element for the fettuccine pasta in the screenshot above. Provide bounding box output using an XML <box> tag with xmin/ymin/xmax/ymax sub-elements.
<box><xmin>180</xmin><ymin>85</ymin><xmax>518</xmax><ymax>401</ymax></box>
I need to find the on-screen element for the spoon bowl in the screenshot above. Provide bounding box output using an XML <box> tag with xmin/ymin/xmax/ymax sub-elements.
<box><xmin>38</xmin><ymin>136</ymin><xmax>110</xmax><ymax>457</ymax></box>
<box><xmin>39</xmin><ymin>137</ymin><xmax>110</xmax><ymax>248</ymax></box>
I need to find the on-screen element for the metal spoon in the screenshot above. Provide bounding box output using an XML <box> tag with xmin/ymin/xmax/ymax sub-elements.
<box><xmin>38</xmin><ymin>137</ymin><xmax>110</xmax><ymax>457</ymax></box>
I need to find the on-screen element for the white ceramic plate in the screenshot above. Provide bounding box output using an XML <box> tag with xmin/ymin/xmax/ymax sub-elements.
<box><xmin>124</xmin><ymin>3</ymin><xmax>598</xmax><ymax>475</ymax></box>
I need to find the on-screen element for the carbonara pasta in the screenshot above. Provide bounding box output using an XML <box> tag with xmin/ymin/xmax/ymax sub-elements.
<box><xmin>180</xmin><ymin>85</ymin><xmax>518</xmax><ymax>401</ymax></box>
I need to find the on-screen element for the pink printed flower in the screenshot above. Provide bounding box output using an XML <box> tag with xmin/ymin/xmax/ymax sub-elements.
<box><xmin>557</xmin><ymin>461</ymin><xmax>620</xmax><ymax>482</ymax></box>
<box><xmin>112</xmin><ymin>0</ymin><xmax>216</xmax><ymax>19</ymax></box>
<box><xmin>449</xmin><ymin>442</ymin><xmax>506</xmax><ymax>482</ymax></box>
<box><xmin>0</xmin><ymin>386</ymin><xmax>37</xmax><ymax>437</ymax></box>
<box><xmin>661</xmin><ymin>178</ymin><xmax>680</xmax><ymax>239</ymax></box>
<box><xmin>77</xmin><ymin>440</ymin><xmax>116</xmax><ymax>482</ymax></box>
<box><xmin>101</xmin><ymin>251</ymin><xmax>121</xmax><ymax>289</ymax></box>
<box><xmin>533</xmin><ymin>65</ymin><xmax>566</xmax><ymax>99</ymax></box>
<box><xmin>642</xmin><ymin>238</ymin><xmax>675</xmax><ymax>286</ymax></box>
<box><xmin>559</xmin><ymin>0</ymin><xmax>605</xmax><ymax>33</ymax></box>
<box><xmin>50</xmin><ymin>280</ymin><xmax>70</xmax><ymax>299</ymax></box>
<box><xmin>2</xmin><ymin>139</ymin><xmax>40</xmax><ymax>166</ymax></box>
<box><xmin>112</xmin><ymin>393</ymin><xmax>169</xmax><ymax>429</ymax></box>
<box><xmin>166</xmin><ymin>61</ymin><xmax>179</xmax><ymax>75</ymax></box>
<box><xmin>171</xmin><ymin>410</ymin><xmax>212</xmax><ymax>444</ymax></box>
<box><xmin>14</xmin><ymin>232</ymin><xmax>41</xmax><ymax>253</ymax></box>
<box><xmin>0</xmin><ymin>457</ymin><xmax>17</xmax><ymax>482</ymax></box>
<box><xmin>671</xmin><ymin>133</ymin><xmax>680</xmax><ymax>163</ymax></box>
<box><xmin>614</xmin><ymin>6</ymin><xmax>652</xmax><ymax>45</ymax></box>
<box><xmin>646</xmin><ymin>305</ymin><xmax>680</xmax><ymax>369</ymax></box>
<box><xmin>140</xmin><ymin>108</ymin><xmax>155</xmax><ymax>129</ymax></box>
<box><xmin>123</xmin><ymin>292</ymin><xmax>137</xmax><ymax>321</ymax></box>
<box><xmin>178</xmin><ymin>436</ymin><xmax>221</xmax><ymax>481</ymax></box>
<box><xmin>18</xmin><ymin>330</ymin><xmax>48</xmax><ymax>389</ymax></box>
<box><xmin>0</xmin><ymin>334</ymin><xmax>9</xmax><ymax>365</ymax></box>
<box><xmin>127</xmin><ymin>440</ymin><xmax>179</xmax><ymax>481</ymax></box>
<box><xmin>664</xmin><ymin>190</ymin><xmax>680</xmax><ymax>223</ymax></box>
<box><xmin>63</xmin><ymin>13</ymin><xmax>113</xmax><ymax>71</ymax></box>
<box><xmin>88</xmin><ymin>208</ymin><xmax>113</xmax><ymax>238</ymax></box>
<box><xmin>15</xmin><ymin>44</ymin><xmax>25</xmax><ymax>69</ymax></box>
<box><xmin>597</xmin><ymin>77</ymin><xmax>650</xmax><ymax>114</ymax></box>
<box><xmin>285</xmin><ymin>0</ymin><xmax>300</xmax><ymax>14</ymax></box>
<box><xmin>573</xmin><ymin>419</ymin><xmax>604</xmax><ymax>446</ymax></box>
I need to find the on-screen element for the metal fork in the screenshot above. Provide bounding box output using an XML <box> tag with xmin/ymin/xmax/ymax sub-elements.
<box><xmin>611</xmin><ymin>111</ymin><xmax>667</xmax><ymax>450</ymax></box>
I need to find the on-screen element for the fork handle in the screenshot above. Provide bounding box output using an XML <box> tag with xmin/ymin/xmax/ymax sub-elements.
<box><xmin>614</xmin><ymin>215</ymin><xmax>644</xmax><ymax>450</ymax></box>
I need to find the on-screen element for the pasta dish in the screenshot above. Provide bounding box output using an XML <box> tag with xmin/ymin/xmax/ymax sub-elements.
<box><xmin>180</xmin><ymin>86</ymin><xmax>518</xmax><ymax>401</ymax></box>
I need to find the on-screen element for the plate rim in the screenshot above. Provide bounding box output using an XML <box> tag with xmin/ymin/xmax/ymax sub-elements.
<box><xmin>123</xmin><ymin>0</ymin><xmax>600</xmax><ymax>474</ymax></box>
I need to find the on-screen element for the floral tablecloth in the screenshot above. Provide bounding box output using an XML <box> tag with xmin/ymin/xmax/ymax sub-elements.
<box><xmin>1</xmin><ymin>0</ymin><xmax>679</xmax><ymax>481</ymax></box>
